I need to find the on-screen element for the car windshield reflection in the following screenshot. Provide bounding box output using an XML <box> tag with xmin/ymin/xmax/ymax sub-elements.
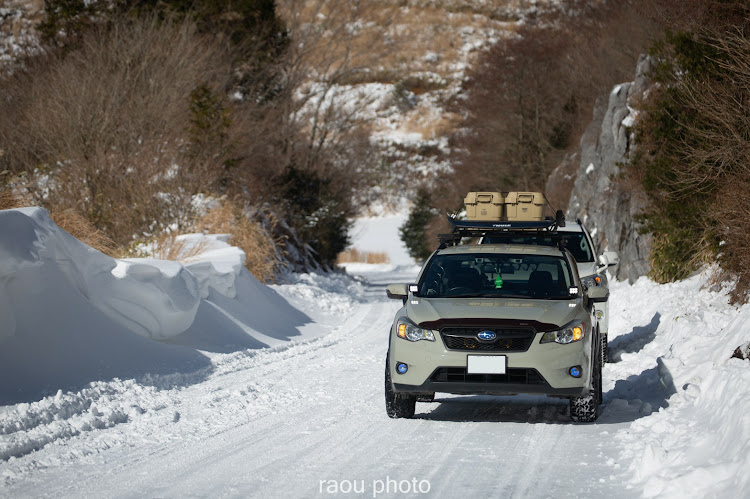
<box><xmin>482</xmin><ymin>233</ymin><xmax>594</xmax><ymax>263</ymax></box>
<box><xmin>418</xmin><ymin>253</ymin><xmax>576</xmax><ymax>300</ymax></box>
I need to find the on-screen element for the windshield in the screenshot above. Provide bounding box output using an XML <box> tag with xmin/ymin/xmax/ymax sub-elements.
<box><xmin>482</xmin><ymin>233</ymin><xmax>594</xmax><ymax>263</ymax></box>
<box><xmin>418</xmin><ymin>253</ymin><xmax>577</xmax><ymax>300</ymax></box>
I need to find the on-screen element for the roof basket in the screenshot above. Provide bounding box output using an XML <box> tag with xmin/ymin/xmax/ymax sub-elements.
<box><xmin>438</xmin><ymin>210</ymin><xmax>566</xmax><ymax>249</ymax></box>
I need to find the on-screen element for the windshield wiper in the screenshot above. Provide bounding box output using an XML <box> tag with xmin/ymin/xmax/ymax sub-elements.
<box><xmin>445</xmin><ymin>293</ymin><xmax>524</xmax><ymax>299</ymax></box>
<box><xmin>531</xmin><ymin>295</ymin><xmax>575</xmax><ymax>300</ymax></box>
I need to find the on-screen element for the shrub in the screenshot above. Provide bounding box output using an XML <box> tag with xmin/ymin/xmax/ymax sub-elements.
<box><xmin>193</xmin><ymin>200</ymin><xmax>284</xmax><ymax>282</ymax></box>
<box><xmin>627</xmin><ymin>12</ymin><xmax>750</xmax><ymax>301</ymax></box>
<box><xmin>399</xmin><ymin>188</ymin><xmax>436</xmax><ymax>262</ymax></box>
<box><xmin>444</xmin><ymin>0</ymin><xmax>660</xmax><ymax>214</ymax></box>
<box><xmin>0</xmin><ymin>14</ymin><xmax>236</xmax><ymax>246</ymax></box>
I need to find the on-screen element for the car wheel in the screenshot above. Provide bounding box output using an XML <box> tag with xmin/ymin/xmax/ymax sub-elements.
<box><xmin>417</xmin><ymin>393</ymin><xmax>435</xmax><ymax>403</ymax></box>
<box><xmin>570</xmin><ymin>338</ymin><xmax>602</xmax><ymax>423</ymax></box>
<box><xmin>601</xmin><ymin>333</ymin><xmax>609</xmax><ymax>363</ymax></box>
<box><xmin>385</xmin><ymin>354</ymin><xmax>416</xmax><ymax>419</ymax></box>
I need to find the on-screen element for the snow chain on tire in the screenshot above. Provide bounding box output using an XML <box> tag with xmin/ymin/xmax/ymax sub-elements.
<box><xmin>601</xmin><ymin>333</ymin><xmax>609</xmax><ymax>364</ymax></box>
<box><xmin>570</xmin><ymin>334</ymin><xmax>602</xmax><ymax>423</ymax></box>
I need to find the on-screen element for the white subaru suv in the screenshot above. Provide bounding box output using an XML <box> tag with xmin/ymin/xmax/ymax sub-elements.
<box><xmin>385</xmin><ymin>217</ymin><xmax>610</xmax><ymax>422</ymax></box>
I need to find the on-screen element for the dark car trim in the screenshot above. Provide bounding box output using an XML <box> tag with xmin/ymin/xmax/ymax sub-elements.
<box><xmin>394</xmin><ymin>365</ymin><xmax>587</xmax><ymax>398</ymax></box>
<box><xmin>417</xmin><ymin>317</ymin><xmax>559</xmax><ymax>332</ymax></box>
<box><xmin>394</xmin><ymin>381</ymin><xmax>585</xmax><ymax>398</ymax></box>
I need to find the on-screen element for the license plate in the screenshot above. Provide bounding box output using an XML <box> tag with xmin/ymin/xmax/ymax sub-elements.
<box><xmin>467</xmin><ymin>355</ymin><xmax>507</xmax><ymax>374</ymax></box>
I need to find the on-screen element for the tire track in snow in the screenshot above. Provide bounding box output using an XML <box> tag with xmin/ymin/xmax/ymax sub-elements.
<box><xmin>2</xmin><ymin>270</ymin><xmax>636</xmax><ymax>498</ymax></box>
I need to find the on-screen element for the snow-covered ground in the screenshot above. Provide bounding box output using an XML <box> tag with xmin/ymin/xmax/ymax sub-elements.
<box><xmin>1</xmin><ymin>208</ymin><xmax>748</xmax><ymax>497</ymax></box>
<box><xmin>347</xmin><ymin>210</ymin><xmax>413</xmax><ymax>267</ymax></box>
<box><xmin>606</xmin><ymin>274</ymin><xmax>750</xmax><ymax>497</ymax></box>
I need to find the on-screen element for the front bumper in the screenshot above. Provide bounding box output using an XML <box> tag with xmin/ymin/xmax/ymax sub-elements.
<box><xmin>389</xmin><ymin>327</ymin><xmax>593</xmax><ymax>398</ymax></box>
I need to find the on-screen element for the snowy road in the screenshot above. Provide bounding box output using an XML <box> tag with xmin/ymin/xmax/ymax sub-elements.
<box><xmin>2</xmin><ymin>266</ymin><xmax>648</xmax><ymax>498</ymax></box>
<box><xmin>5</xmin><ymin>197</ymin><xmax>745</xmax><ymax>497</ymax></box>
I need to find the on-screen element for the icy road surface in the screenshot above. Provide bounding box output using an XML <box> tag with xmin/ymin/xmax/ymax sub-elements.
<box><xmin>2</xmin><ymin>266</ymin><xmax>645</xmax><ymax>499</ymax></box>
<box><xmin>2</xmin><ymin>262</ymin><xmax>748</xmax><ymax>497</ymax></box>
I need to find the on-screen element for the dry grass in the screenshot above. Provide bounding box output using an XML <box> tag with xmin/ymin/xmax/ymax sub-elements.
<box><xmin>276</xmin><ymin>0</ymin><xmax>518</xmax><ymax>86</ymax></box>
<box><xmin>50</xmin><ymin>209</ymin><xmax>121</xmax><ymax>257</ymax></box>
<box><xmin>149</xmin><ymin>233</ymin><xmax>210</xmax><ymax>262</ymax></box>
<box><xmin>337</xmin><ymin>248</ymin><xmax>390</xmax><ymax>265</ymax></box>
<box><xmin>1</xmin><ymin>178</ymin><xmax>121</xmax><ymax>257</ymax></box>
<box><xmin>401</xmin><ymin>104</ymin><xmax>462</xmax><ymax>140</ymax></box>
<box><xmin>194</xmin><ymin>200</ymin><xmax>283</xmax><ymax>283</ymax></box>
<box><xmin>1</xmin><ymin>171</ymin><xmax>34</xmax><ymax>210</ymax></box>
<box><xmin>0</xmin><ymin>188</ymin><xmax>23</xmax><ymax>210</ymax></box>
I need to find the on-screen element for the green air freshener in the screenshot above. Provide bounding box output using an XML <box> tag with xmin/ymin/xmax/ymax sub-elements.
<box><xmin>495</xmin><ymin>275</ymin><xmax>503</xmax><ymax>289</ymax></box>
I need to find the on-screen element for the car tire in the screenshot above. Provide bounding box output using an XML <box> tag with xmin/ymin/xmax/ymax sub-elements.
<box><xmin>385</xmin><ymin>354</ymin><xmax>416</xmax><ymax>419</ymax></box>
<box><xmin>601</xmin><ymin>333</ymin><xmax>609</xmax><ymax>363</ymax></box>
<box><xmin>570</xmin><ymin>337</ymin><xmax>602</xmax><ymax>423</ymax></box>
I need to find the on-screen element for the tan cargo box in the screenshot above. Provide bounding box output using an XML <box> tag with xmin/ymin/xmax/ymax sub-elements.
<box><xmin>505</xmin><ymin>191</ymin><xmax>546</xmax><ymax>221</ymax></box>
<box><xmin>465</xmin><ymin>191</ymin><xmax>504</xmax><ymax>220</ymax></box>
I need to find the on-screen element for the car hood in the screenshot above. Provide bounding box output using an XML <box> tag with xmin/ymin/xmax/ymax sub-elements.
<box><xmin>408</xmin><ymin>297</ymin><xmax>582</xmax><ymax>332</ymax></box>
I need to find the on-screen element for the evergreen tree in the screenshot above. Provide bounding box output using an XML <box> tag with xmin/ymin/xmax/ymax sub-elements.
<box><xmin>399</xmin><ymin>189</ymin><xmax>436</xmax><ymax>262</ymax></box>
<box><xmin>276</xmin><ymin>166</ymin><xmax>352</xmax><ymax>269</ymax></box>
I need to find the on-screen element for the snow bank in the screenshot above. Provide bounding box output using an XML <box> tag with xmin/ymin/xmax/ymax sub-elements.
<box><xmin>0</xmin><ymin>208</ymin><xmax>311</xmax><ymax>403</ymax></box>
<box><xmin>605</xmin><ymin>272</ymin><xmax>750</xmax><ymax>497</ymax></box>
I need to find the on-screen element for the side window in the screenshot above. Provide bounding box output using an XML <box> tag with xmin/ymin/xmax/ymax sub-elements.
<box><xmin>565</xmin><ymin>234</ymin><xmax>593</xmax><ymax>262</ymax></box>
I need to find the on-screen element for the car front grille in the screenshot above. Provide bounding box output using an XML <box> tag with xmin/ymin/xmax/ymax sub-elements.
<box><xmin>440</xmin><ymin>327</ymin><xmax>535</xmax><ymax>352</ymax></box>
<box><xmin>429</xmin><ymin>367</ymin><xmax>547</xmax><ymax>385</ymax></box>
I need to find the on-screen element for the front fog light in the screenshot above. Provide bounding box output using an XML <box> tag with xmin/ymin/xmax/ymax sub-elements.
<box><xmin>396</xmin><ymin>362</ymin><xmax>408</xmax><ymax>374</ymax></box>
<box><xmin>569</xmin><ymin>366</ymin><xmax>582</xmax><ymax>378</ymax></box>
<box><xmin>396</xmin><ymin>319</ymin><xmax>435</xmax><ymax>342</ymax></box>
<box><xmin>540</xmin><ymin>322</ymin><xmax>585</xmax><ymax>344</ymax></box>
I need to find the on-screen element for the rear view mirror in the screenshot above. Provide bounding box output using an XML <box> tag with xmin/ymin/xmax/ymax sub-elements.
<box><xmin>386</xmin><ymin>283</ymin><xmax>409</xmax><ymax>302</ymax></box>
<box><xmin>586</xmin><ymin>286</ymin><xmax>609</xmax><ymax>303</ymax></box>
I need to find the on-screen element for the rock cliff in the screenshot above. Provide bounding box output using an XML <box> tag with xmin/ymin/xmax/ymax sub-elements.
<box><xmin>554</xmin><ymin>54</ymin><xmax>654</xmax><ymax>283</ymax></box>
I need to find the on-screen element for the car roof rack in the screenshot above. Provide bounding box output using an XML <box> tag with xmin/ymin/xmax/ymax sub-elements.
<box><xmin>437</xmin><ymin>210</ymin><xmax>566</xmax><ymax>249</ymax></box>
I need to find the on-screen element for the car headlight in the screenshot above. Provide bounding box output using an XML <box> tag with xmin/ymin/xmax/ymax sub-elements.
<box><xmin>540</xmin><ymin>321</ymin><xmax>585</xmax><ymax>344</ymax></box>
<box><xmin>581</xmin><ymin>274</ymin><xmax>604</xmax><ymax>290</ymax></box>
<box><xmin>396</xmin><ymin>318</ymin><xmax>435</xmax><ymax>342</ymax></box>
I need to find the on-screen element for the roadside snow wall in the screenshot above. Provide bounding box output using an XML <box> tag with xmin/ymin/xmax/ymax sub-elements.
<box><xmin>0</xmin><ymin>207</ymin><xmax>310</xmax><ymax>403</ymax></box>
<box><xmin>607</xmin><ymin>274</ymin><xmax>750</xmax><ymax>496</ymax></box>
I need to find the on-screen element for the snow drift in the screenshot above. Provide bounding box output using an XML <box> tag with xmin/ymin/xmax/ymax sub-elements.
<box><xmin>606</xmin><ymin>274</ymin><xmax>750</xmax><ymax>496</ymax></box>
<box><xmin>0</xmin><ymin>207</ymin><xmax>310</xmax><ymax>403</ymax></box>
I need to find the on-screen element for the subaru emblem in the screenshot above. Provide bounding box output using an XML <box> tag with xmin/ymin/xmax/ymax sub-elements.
<box><xmin>477</xmin><ymin>330</ymin><xmax>497</xmax><ymax>341</ymax></box>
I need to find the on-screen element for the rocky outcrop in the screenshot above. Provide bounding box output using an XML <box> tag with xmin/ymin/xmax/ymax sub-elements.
<box><xmin>559</xmin><ymin>55</ymin><xmax>654</xmax><ymax>283</ymax></box>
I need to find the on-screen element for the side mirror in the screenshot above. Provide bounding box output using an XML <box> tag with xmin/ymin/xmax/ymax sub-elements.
<box><xmin>599</xmin><ymin>251</ymin><xmax>619</xmax><ymax>267</ymax></box>
<box><xmin>587</xmin><ymin>286</ymin><xmax>609</xmax><ymax>303</ymax></box>
<box><xmin>597</xmin><ymin>251</ymin><xmax>619</xmax><ymax>273</ymax></box>
<box><xmin>386</xmin><ymin>283</ymin><xmax>409</xmax><ymax>302</ymax></box>
<box><xmin>555</xmin><ymin>210</ymin><xmax>566</xmax><ymax>227</ymax></box>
